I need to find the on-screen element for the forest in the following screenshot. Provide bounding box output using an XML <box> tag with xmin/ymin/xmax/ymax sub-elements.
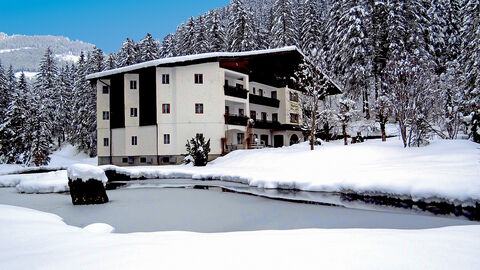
<box><xmin>0</xmin><ymin>0</ymin><xmax>478</xmax><ymax>165</ymax></box>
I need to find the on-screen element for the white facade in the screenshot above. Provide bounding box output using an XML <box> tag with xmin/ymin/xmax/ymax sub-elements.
<box><xmin>93</xmin><ymin>52</ymin><xmax>309</xmax><ymax>166</ymax></box>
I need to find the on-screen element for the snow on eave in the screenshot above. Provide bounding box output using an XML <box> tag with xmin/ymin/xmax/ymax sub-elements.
<box><xmin>86</xmin><ymin>46</ymin><xmax>300</xmax><ymax>80</ymax></box>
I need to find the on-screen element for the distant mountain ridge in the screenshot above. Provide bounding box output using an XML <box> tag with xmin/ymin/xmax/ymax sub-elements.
<box><xmin>0</xmin><ymin>32</ymin><xmax>95</xmax><ymax>72</ymax></box>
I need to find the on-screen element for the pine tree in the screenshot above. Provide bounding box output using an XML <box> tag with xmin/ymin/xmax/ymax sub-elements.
<box><xmin>0</xmin><ymin>62</ymin><xmax>8</xmax><ymax>119</ymax></box>
<box><xmin>228</xmin><ymin>0</ymin><xmax>258</xmax><ymax>52</ymax></box>
<box><xmin>299</xmin><ymin>0</ymin><xmax>322</xmax><ymax>56</ymax></box>
<box><xmin>71</xmin><ymin>52</ymin><xmax>97</xmax><ymax>156</ymax></box>
<box><xmin>193</xmin><ymin>15</ymin><xmax>209</xmax><ymax>54</ymax></box>
<box><xmin>34</xmin><ymin>48</ymin><xmax>59</xmax><ymax>147</ymax></box>
<box><xmin>88</xmin><ymin>47</ymin><xmax>105</xmax><ymax>74</ymax></box>
<box><xmin>160</xmin><ymin>33</ymin><xmax>176</xmax><ymax>57</ymax></box>
<box><xmin>181</xmin><ymin>17</ymin><xmax>196</xmax><ymax>55</ymax></box>
<box><xmin>206</xmin><ymin>10</ymin><xmax>226</xmax><ymax>52</ymax></box>
<box><xmin>270</xmin><ymin>0</ymin><xmax>297</xmax><ymax>48</ymax></box>
<box><xmin>105</xmin><ymin>53</ymin><xmax>117</xmax><ymax>70</ymax></box>
<box><xmin>2</xmin><ymin>73</ymin><xmax>30</xmax><ymax>163</ymax></box>
<box><xmin>138</xmin><ymin>33</ymin><xmax>160</xmax><ymax>62</ymax></box>
<box><xmin>117</xmin><ymin>38</ymin><xmax>138</xmax><ymax>67</ymax></box>
<box><xmin>461</xmin><ymin>0</ymin><xmax>480</xmax><ymax>142</ymax></box>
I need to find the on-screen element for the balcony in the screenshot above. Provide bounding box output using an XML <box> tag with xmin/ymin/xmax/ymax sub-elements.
<box><xmin>249</xmin><ymin>94</ymin><xmax>280</xmax><ymax>108</ymax></box>
<box><xmin>252</xmin><ymin>119</ymin><xmax>282</xmax><ymax>130</ymax></box>
<box><xmin>224</xmin><ymin>85</ymin><xmax>248</xmax><ymax>99</ymax></box>
<box><xmin>225</xmin><ymin>114</ymin><xmax>249</xmax><ymax>126</ymax></box>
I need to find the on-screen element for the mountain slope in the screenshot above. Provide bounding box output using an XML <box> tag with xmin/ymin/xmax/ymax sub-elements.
<box><xmin>0</xmin><ymin>32</ymin><xmax>95</xmax><ymax>72</ymax></box>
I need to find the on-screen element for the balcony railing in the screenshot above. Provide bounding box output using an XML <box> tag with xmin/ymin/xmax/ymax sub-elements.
<box><xmin>249</xmin><ymin>94</ymin><xmax>280</xmax><ymax>108</ymax></box>
<box><xmin>252</xmin><ymin>119</ymin><xmax>282</xmax><ymax>130</ymax></box>
<box><xmin>225</xmin><ymin>114</ymin><xmax>249</xmax><ymax>126</ymax></box>
<box><xmin>224</xmin><ymin>85</ymin><xmax>248</xmax><ymax>99</ymax></box>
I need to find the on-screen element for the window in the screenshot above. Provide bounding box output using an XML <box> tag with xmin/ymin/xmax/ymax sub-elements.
<box><xmin>237</xmin><ymin>133</ymin><xmax>244</xmax><ymax>145</ymax></box>
<box><xmin>122</xmin><ymin>157</ymin><xmax>128</xmax><ymax>163</ymax></box>
<box><xmin>102</xmin><ymin>111</ymin><xmax>110</xmax><ymax>120</ymax></box>
<box><xmin>194</xmin><ymin>74</ymin><xmax>203</xmax><ymax>84</ymax></box>
<box><xmin>289</xmin><ymin>91</ymin><xmax>299</xmax><ymax>102</ymax></box>
<box><xmin>130</xmin><ymin>108</ymin><xmax>138</xmax><ymax>117</ymax></box>
<box><xmin>140</xmin><ymin>157</ymin><xmax>147</xmax><ymax>163</ymax></box>
<box><xmin>196</xmin><ymin>133</ymin><xmax>203</xmax><ymax>138</ymax></box>
<box><xmin>131</xmin><ymin>136</ymin><xmax>138</xmax><ymax>145</ymax></box>
<box><xmin>162</xmin><ymin>156</ymin><xmax>170</xmax><ymax>164</ymax></box>
<box><xmin>259</xmin><ymin>89</ymin><xmax>263</xmax><ymax>97</ymax></box>
<box><xmin>290</xmin><ymin>113</ymin><xmax>299</xmax><ymax>123</ymax></box>
<box><xmin>164</xmin><ymin>134</ymin><xmax>170</xmax><ymax>144</ymax></box>
<box><xmin>272</xmin><ymin>113</ymin><xmax>278</xmax><ymax>122</ymax></box>
<box><xmin>162</xmin><ymin>74</ymin><xmax>170</xmax><ymax>84</ymax></box>
<box><xmin>162</xmin><ymin>104</ymin><xmax>170</xmax><ymax>114</ymax></box>
<box><xmin>253</xmin><ymin>87</ymin><xmax>256</xmax><ymax>95</ymax></box>
<box><xmin>261</xmin><ymin>112</ymin><xmax>267</xmax><ymax>122</ymax></box>
<box><xmin>195</xmin><ymin>103</ymin><xmax>204</xmax><ymax>114</ymax></box>
<box><xmin>130</xmin><ymin>80</ymin><xmax>137</xmax><ymax>89</ymax></box>
<box><xmin>236</xmin><ymin>83</ymin><xmax>243</xmax><ymax>89</ymax></box>
<box><xmin>250</xmin><ymin>110</ymin><xmax>256</xmax><ymax>120</ymax></box>
<box><xmin>103</xmin><ymin>138</ymin><xmax>109</xmax><ymax>147</ymax></box>
<box><xmin>239</xmin><ymin>108</ymin><xmax>244</xmax><ymax>116</ymax></box>
<box><xmin>271</xmin><ymin>91</ymin><xmax>277</xmax><ymax>99</ymax></box>
<box><xmin>128</xmin><ymin>157</ymin><xmax>135</xmax><ymax>164</ymax></box>
<box><xmin>102</xmin><ymin>85</ymin><xmax>109</xmax><ymax>94</ymax></box>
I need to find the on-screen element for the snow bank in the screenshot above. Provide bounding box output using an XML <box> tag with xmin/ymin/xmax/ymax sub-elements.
<box><xmin>102</xmin><ymin>139</ymin><xmax>480</xmax><ymax>205</ymax></box>
<box><xmin>0</xmin><ymin>204</ymin><xmax>479</xmax><ymax>270</ymax></box>
<box><xmin>0</xmin><ymin>144</ymin><xmax>97</xmax><ymax>176</ymax></box>
<box><xmin>67</xmin><ymin>164</ymin><xmax>108</xmax><ymax>184</ymax></box>
<box><xmin>0</xmin><ymin>170</ymin><xmax>69</xmax><ymax>193</ymax></box>
<box><xmin>83</xmin><ymin>223</ymin><xmax>115</xmax><ymax>234</ymax></box>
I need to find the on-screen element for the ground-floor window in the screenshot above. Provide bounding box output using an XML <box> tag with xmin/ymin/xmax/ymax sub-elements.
<box><xmin>237</xmin><ymin>133</ymin><xmax>244</xmax><ymax>145</ymax></box>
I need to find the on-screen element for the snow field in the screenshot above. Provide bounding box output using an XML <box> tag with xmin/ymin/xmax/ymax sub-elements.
<box><xmin>0</xmin><ymin>204</ymin><xmax>479</xmax><ymax>270</ymax></box>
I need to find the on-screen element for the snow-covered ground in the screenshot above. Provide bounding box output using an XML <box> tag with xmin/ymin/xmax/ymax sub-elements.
<box><xmin>0</xmin><ymin>204</ymin><xmax>479</xmax><ymax>270</ymax></box>
<box><xmin>103</xmin><ymin>138</ymin><xmax>480</xmax><ymax>206</ymax></box>
<box><xmin>0</xmin><ymin>144</ymin><xmax>96</xmax><ymax>193</ymax></box>
<box><xmin>0</xmin><ymin>144</ymin><xmax>96</xmax><ymax>176</ymax></box>
<box><xmin>1</xmin><ymin>139</ymin><xmax>479</xmax><ymax>206</ymax></box>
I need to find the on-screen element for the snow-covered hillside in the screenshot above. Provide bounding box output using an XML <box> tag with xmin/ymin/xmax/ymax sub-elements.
<box><xmin>0</xmin><ymin>32</ymin><xmax>94</xmax><ymax>72</ymax></box>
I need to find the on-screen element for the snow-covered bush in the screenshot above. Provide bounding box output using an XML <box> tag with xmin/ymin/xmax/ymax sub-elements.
<box><xmin>184</xmin><ymin>134</ymin><xmax>211</xmax><ymax>166</ymax></box>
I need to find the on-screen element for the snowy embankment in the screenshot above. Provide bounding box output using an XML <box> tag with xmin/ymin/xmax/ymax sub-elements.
<box><xmin>0</xmin><ymin>205</ymin><xmax>479</xmax><ymax>270</ymax></box>
<box><xmin>104</xmin><ymin>139</ymin><xmax>480</xmax><ymax>206</ymax></box>
<box><xmin>1</xmin><ymin>139</ymin><xmax>479</xmax><ymax>205</ymax></box>
<box><xmin>0</xmin><ymin>144</ymin><xmax>97</xmax><ymax>176</ymax></box>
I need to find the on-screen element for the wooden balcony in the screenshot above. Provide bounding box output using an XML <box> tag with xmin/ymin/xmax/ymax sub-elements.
<box><xmin>224</xmin><ymin>85</ymin><xmax>249</xmax><ymax>99</ymax></box>
<box><xmin>225</xmin><ymin>114</ymin><xmax>249</xmax><ymax>126</ymax></box>
<box><xmin>249</xmin><ymin>94</ymin><xmax>280</xmax><ymax>108</ymax></box>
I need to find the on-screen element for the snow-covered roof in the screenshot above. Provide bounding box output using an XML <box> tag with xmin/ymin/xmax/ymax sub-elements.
<box><xmin>86</xmin><ymin>46</ymin><xmax>301</xmax><ymax>80</ymax></box>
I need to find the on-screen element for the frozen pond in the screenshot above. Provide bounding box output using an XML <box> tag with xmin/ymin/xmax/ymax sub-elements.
<box><xmin>0</xmin><ymin>180</ymin><xmax>476</xmax><ymax>233</ymax></box>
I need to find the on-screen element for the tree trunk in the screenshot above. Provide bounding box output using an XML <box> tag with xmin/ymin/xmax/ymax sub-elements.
<box><xmin>399</xmin><ymin>122</ymin><xmax>407</xmax><ymax>148</ymax></box>
<box><xmin>310</xmin><ymin>116</ymin><xmax>315</xmax><ymax>151</ymax></box>
<box><xmin>364</xmin><ymin>90</ymin><xmax>370</xmax><ymax>120</ymax></box>
<box><xmin>379</xmin><ymin>114</ymin><xmax>386</xmax><ymax>142</ymax></box>
<box><xmin>343</xmin><ymin>124</ymin><xmax>348</xmax><ymax>145</ymax></box>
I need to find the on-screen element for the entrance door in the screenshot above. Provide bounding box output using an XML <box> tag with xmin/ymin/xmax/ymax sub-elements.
<box><xmin>260</xmin><ymin>135</ymin><xmax>269</xmax><ymax>146</ymax></box>
<box><xmin>274</xmin><ymin>135</ymin><xmax>284</xmax><ymax>148</ymax></box>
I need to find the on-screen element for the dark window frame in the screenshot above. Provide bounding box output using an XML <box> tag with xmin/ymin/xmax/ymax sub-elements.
<box><xmin>290</xmin><ymin>113</ymin><xmax>299</xmax><ymax>123</ymax></box>
<box><xmin>195</xmin><ymin>103</ymin><xmax>204</xmax><ymax>114</ymax></box>
<box><xmin>162</xmin><ymin>74</ymin><xmax>170</xmax><ymax>84</ymax></box>
<box><xmin>164</xmin><ymin>134</ymin><xmax>170</xmax><ymax>144</ymax></box>
<box><xmin>194</xmin><ymin>74</ymin><xmax>203</xmax><ymax>84</ymax></box>
<box><xmin>131</xmin><ymin>136</ymin><xmax>138</xmax><ymax>145</ymax></box>
<box><xmin>162</xmin><ymin>104</ymin><xmax>170</xmax><ymax>114</ymax></box>
<box><xmin>103</xmin><ymin>111</ymin><xmax>110</xmax><ymax>120</ymax></box>
<box><xmin>130</xmin><ymin>80</ymin><xmax>137</xmax><ymax>90</ymax></box>
<box><xmin>102</xmin><ymin>85</ymin><xmax>109</xmax><ymax>94</ymax></box>
<box><xmin>103</xmin><ymin>138</ymin><xmax>109</xmax><ymax>147</ymax></box>
<box><xmin>130</xmin><ymin>107</ymin><xmax>138</xmax><ymax>117</ymax></box>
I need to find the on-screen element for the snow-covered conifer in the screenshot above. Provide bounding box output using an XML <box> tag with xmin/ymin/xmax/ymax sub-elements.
<box><xmin>138</xmin><ymin>33</ymin><xmax>160</xmax><ymax>62</ymax></box>
<box><xmin>270</xmin><ymin>0</ymin><xmax>297</xmax><ymax>48</ymax></box>
<box><xmin>117</xmin><ymin>38</ymin><xmax>138</xmax><ymax>67</ymax></box>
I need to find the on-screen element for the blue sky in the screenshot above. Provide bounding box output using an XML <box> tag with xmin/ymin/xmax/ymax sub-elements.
<box><xmin>1</xmin><ymin>0</ymin><xmax>229</xmax><ymax>53</ymax></box>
